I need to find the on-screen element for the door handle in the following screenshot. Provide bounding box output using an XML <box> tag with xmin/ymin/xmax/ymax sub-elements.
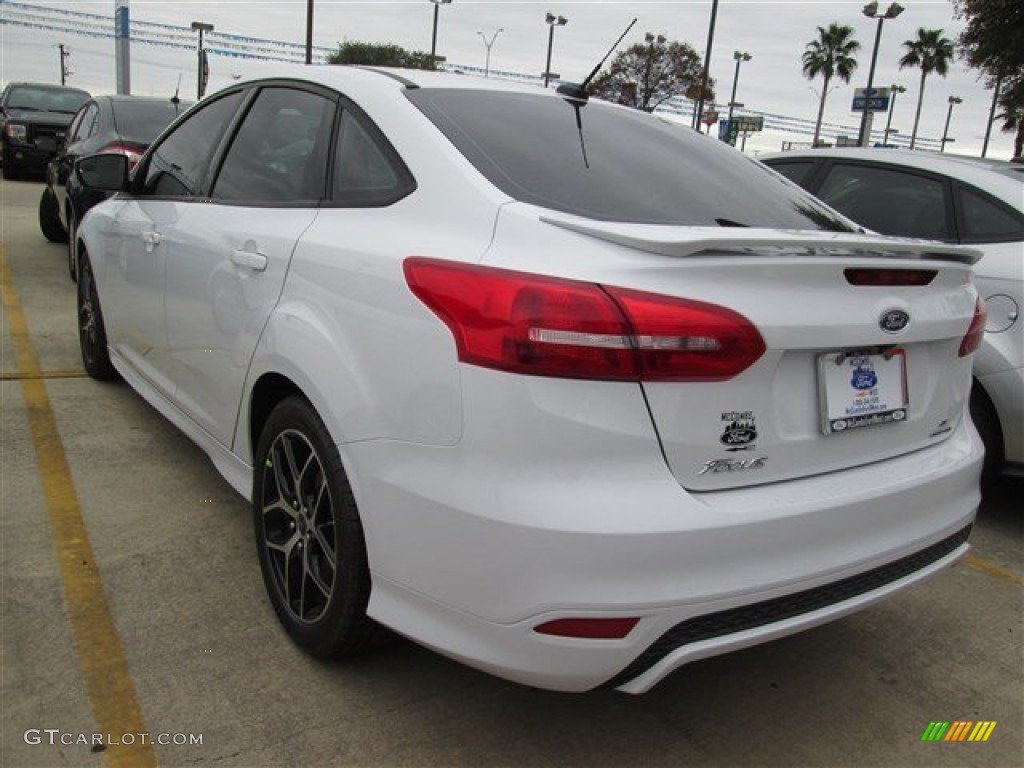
<box><xmin>230</xmin><ymin>249</ymin><xmax>268</xmax><ymax>272</ymax></box>
<box><xmin>141</xmin><ymin>231</ymin><xmax>162</xmax><ymax>245</ymax></box>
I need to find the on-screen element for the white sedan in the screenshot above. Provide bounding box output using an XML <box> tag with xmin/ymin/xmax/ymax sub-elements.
<box><xmin>762</xmin><ymin>148</ymin><xmax>1023</xmax><ymax>481</ymax></box>
<box><xmin>75</xmin><ymin>66</ymin><xmax>984</xmax><ymax>693</ymax></box>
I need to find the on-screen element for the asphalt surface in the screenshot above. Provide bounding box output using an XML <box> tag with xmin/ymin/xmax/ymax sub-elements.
<box><xmin>1</xmin><ymin>176</ymin><xmax>1022</xmax><ymax>768</ymax></box>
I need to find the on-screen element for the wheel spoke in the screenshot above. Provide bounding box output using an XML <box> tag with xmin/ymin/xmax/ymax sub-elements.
<box><xmin>312</xmin><ymin>525</ymin><xmax>336</xmax><ymax>570</ymax></box>
<box><xmin>305</xmin><ymin>556</ymin><xmax>333</xmax><ymax>600</ymax></box>
<box><xmin>281</xmin><ymin>435</ymin><xmax>302</xmax><ymax>489</ymax></box>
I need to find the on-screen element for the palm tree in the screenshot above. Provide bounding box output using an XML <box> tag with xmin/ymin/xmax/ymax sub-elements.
<box><xmin>802</xmin><ymin>24</ymin><xmax>860</xmax><ymax>147</ymax></box>
<box><xmin>899</xmin><ymin>28</ymin><xmax>955</xmax><ymax>149</ymax></box>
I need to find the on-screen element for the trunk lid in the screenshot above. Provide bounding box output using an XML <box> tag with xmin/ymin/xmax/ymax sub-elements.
<box><xmin>543</xmin><ymin>216</ymin><xmax>983</xmax><ymax>491</ymax></box>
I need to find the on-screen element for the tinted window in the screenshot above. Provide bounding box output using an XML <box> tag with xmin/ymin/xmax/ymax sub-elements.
<box><xmin>4</xmin><ymin>86</ymin><xmax>90</xmax><ymax>113</ymax></box>
<box><xmin>766</xmin><ymin>160</ymin><xmax>816</xmax><ymax>186</ymax></box>
<box><xmin>212</xmin><ymin>88</ymin><xmax>334</xmax><ymax>202</ymax></box>
<box><xmin>407</xmin><ymin>89</ymin><xmax>853</xmax><ymax>230</ymax></box>
<box><xmin>332</xmin><ymin>111</ymin><xmax>411</xmax><ymax>205</ymax></box>
<box><xmin>816</xmin><ymin>163</ymin><xmax>951</xmax><ymax>241</ymax></box>
<box><xmin>110</xmin><ymin>100</ymin><xmax>190</xmax><ymax>145</ymax></box>
<box><xmin>74</xmin><ymin>103</ymin><xmax>100</xmax><ymax>142</ymax></box>
<box><xmin>140</xmin><ymin>91</ymin><xmax>243</xmax><ymax>198</ymax></box>
<box><xmin>958</xmin><ymin>185</ymin><xmax>1024</xmax><ymax>243</ymax></box>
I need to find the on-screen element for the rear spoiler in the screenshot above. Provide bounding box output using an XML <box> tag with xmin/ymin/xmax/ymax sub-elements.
<box><xmin>540</xmin><ymin>216</ymin><xmax>983</xmax><ymax>266</ymax></box>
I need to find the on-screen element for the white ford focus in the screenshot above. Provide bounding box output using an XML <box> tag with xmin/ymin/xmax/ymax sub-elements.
<box><xmin>75</xmin><ymin>66</ymin><xmax>985</xmax><ymax>693</ymax></box>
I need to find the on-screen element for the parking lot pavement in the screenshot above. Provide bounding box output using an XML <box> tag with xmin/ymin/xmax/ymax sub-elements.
<box><xmin>1</xmin><ymin>176</ymin><xmax>1021</xmax><ymax>767</ymax></box>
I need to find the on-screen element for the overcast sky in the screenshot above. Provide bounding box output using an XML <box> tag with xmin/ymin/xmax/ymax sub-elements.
<box><xmin>0</xmin><ymin>0</ymin><xmax>1014</xmax><ymax>158</ymax></box>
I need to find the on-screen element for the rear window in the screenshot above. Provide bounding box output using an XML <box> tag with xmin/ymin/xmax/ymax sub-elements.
<box><xmin>407</xmin><ymin>88</ymin><xmax>853</xmax><ymax>231</ymax></box>
<box><xmin>110</xmin><ymin>100</ymin><xmax>191</xmax><ymax>145</ymax></box>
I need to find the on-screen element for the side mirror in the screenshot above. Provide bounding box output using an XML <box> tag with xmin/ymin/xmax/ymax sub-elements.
<box><xmin>75</xmin><ymin>153</ymin><xmax>130</xmax><ymax>192</ymax></box>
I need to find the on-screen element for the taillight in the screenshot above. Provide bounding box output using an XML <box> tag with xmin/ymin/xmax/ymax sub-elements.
<box><xmin>959</xmin><ymin>297</ymin><xmax>986</xmax><ymax>357</ymax></box>
<box><xmin>99</xmin><ymin>142</ymin><xmax>143</xmax><ymax>171</ymax></box>
<box><xmin>404</xmin><ymin>258</ymin><xmax>765</xmax><ymax>382</ymax></box>
<box><xmin>844</xmin><ymin>268</ymin><xmax>937</xmax><ymax>286</ymax></box>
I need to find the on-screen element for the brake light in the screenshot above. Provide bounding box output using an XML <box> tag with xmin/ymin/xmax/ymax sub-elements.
<box><xmin>404</xmin><ymin>258</ymin><xmax>765</xmax><ymax>382</ymax></box>
<box><xmin>534</xmin><ymin>617</ymin><xmax>640</xmax><ymax>639</ymax></box>
<box><xmin>844</xmin><ymin>268</ymin><xmax>937</xmax><ymax>286</ymax></box>
<box><xmin>99</xmin><ymin>142</ymin><xmax>143</xmax><ymax>171</ymax></box>
<box><xmin>959</xmin><ymin>297</ymin><xmax>986</xmax><ymax>357</ymax></box>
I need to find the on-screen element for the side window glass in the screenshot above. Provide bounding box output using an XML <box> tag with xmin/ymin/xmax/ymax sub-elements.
<box><xmin>71</xmin><ymin>104</ymin><xmax>98</xmax><ymax>143</ymax></box>
<box><xmin>768</xmin><ymin>161</ymin><xmax>815</xmax><ymax>187</ymax></box>
<box><xmin>816</xmin><ymin>164</ymin><xmax>951</xmax><ymax>241</ymax></box>
<box><xmin>958</xmin><ymin>186</ymin><xmax>1024</xmax><ymax>243</ymax></box>
<box><xmin>332</xmin><ymin>111</ymin><xmax>410</xmax><ymax>205</ymax></box>
<box><xmin>212</xmin><ymin>87</ymin><xmax>334</xmax><ymax>203</ymax></box>
<box><xmin>140</xmin><ymin>90</ymin><xmax>243</xmax><ymax>198</ymax></box>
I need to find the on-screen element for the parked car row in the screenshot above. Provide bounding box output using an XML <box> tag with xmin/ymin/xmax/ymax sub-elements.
<box><xmin>761</xmin><ymin>149</ymin><xmax>1023</xmax><ymax>482</ymax></box>
<box><xmin>28</xmin><ymin>66</ymin><xmax>1010</xmax><ymax>693</ymax></box>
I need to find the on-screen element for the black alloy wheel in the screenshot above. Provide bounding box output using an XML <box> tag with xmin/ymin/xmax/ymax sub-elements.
<box><xmin>253</xmin><ymin>397</ymin><xmax>383</xmax><ymax>657</ymax></box>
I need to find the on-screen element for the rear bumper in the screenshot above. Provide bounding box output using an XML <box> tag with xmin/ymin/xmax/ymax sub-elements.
<box><xmin>349</xmin><ymin>394</ymin><xmax>982</xmax><ymax>693</ymax></box>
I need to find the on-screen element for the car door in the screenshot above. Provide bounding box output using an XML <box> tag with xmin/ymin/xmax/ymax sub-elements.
<box><xmin>100</xmin><ymin>90</ymin><xmax>245</xmax><ymax>400</ymax></box>
<box><xmin>52</xmin><ymin>101</ymin><xmax>97</xmax><ymax>224</ymax></box>
<box><xmin>162</xmin><ymin>84</ymin><xmax>336</xmax><ymax>447</ymax></box>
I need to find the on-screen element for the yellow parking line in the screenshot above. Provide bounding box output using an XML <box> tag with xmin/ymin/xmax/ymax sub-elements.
<box><xmin>965</xmin><ymin>553</ymin><xmax>1024</xmax><ymax>587</ymax></box>
<box><xmin>0</xmin><ymin>369</ymin><xmax>88</xmax><ymax>381</ymax></box>
<box><xmin>1</xmin><ymin>246</ymin><xmax>157</xmax><ymax>768</ymax></box>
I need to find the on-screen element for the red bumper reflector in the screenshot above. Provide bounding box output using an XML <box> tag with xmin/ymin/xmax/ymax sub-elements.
<box><xmin>534</xmin><ymin>617</ymin><xmax>640</xmax><ymax>639</ymax></box>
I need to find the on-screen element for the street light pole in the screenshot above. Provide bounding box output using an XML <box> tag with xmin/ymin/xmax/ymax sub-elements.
<box><xmin>478</xmin><ymin>28</ymin><xmax>504</xmax><ymax>78</ymax></box>
<box><xmin>982</xmin><ymin>75</ymin><xmax>1002</xmax><ymax>158</ymax></box>
<box><xmin>727</xmin><ymin>51</ymin><xmax>751</xmax><ymax>125</ymax></box>
<box><xmin>305</xmin><ymin>0</ymin><xmax>314</xmax><ymax>65</ymax></box>
<box><xmin>543</xmin><ymin>13</ymin><xmax>567</xmax><ymax>88</ymax></box>
<box><xmin>693</xmin><ymin>0</ymin><xmax>720</xmax><ymax>130</ymax></box>
<box><xmin>190</xmin><ymin>21</ymin><xmax>214</xmax><ymax>100</ymax></box>
<box><xmin>429</xmin><ymin>0</ymin><xmax>452</xmax><ymax>65</ymax></box>
<box><xmin>883</xmin><ymin>84</ymin><xmax>905</xmax><ymax>143</ymax></box>
<box><xmin>858</xmin><ymin>2</ymin><xmax>904</xmax><ymax>147</ymax></box>
<box><xmin>940</xmin><ymin>95</ymin><xmax>962</xmax><ymax>153</ymax></box>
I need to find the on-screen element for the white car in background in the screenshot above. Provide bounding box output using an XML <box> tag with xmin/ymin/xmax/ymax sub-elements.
<box><xmin>762</xmin><ymin>149</ymin><xmax>1023</xmax><ymax>481</ymax></box>
<box><xmin>74</xmin><ymin>67</ymin><xmax>984</xmax><ymax>693</ymax></box>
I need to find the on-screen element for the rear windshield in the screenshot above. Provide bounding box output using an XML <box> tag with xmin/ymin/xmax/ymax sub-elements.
<box><xmin>111</xmin><ymin>100</ymin><xmax>191</xmax><ymax>145</ymax></box>
<box><xmin>5</xmin><ymin>86</ymin><xmax>90</xmax><ymax>114</ymax></box>
<box><xmin>407</xmin><ymin>88</ymin><xmax>854</xmax><ymax>231</ymax></box>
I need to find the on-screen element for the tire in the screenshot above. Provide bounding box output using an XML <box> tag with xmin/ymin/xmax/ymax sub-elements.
<box><xmin>77</xmin><ymin>252</ymin><xmax>117</xmax><ymax>380</ymax></box>
<box><xmin>969</xmin><ymin>384</ymin><xmax>1003</xmax><ymax>486</ymax></box>
<box><xmin>67</xmin><ymin>208</ymin><xmax>78</xmax><ymax>282</ymax></box>
<box><xmin>253</xmin><ymin>397</ymin><xmax>383</xmax><ymax>657</ymax></box>
<box><xmin>39</xmin><ymin>187</ymin><xmax>69</xmax><ymax>243</ymax></box>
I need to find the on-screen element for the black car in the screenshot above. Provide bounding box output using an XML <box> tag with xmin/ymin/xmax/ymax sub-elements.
<box><xmin>1</xmin><ymin>82</ymin><xmax>91</xmax><ymax>180</ymax></box>
<box><xmin>38</xmin><ymin>94</ymin><xmax>191</xmax><ymax>280</ymax></box>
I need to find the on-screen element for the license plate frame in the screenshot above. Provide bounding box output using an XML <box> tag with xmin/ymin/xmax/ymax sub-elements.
<box><xmin>817</xmin><ymin>348</ymin><xmax>909</xmax><ymax>435</ymax></box>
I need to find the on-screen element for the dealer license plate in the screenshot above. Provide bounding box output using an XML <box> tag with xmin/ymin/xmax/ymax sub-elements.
<box><xmin>818</xmin><ymin>349</ymin><xmax>909</xmax><ymax>435</ymax></box>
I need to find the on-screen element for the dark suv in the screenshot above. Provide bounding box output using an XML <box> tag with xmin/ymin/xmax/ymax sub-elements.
<box><xmin>1</xmin><ymin>82</ymin><xmax>91</xmax><ymax>180</ymax></box>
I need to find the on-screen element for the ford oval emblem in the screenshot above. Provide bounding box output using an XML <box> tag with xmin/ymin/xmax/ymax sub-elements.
<box><xmin>879</xmin><ymin>309</ymin><xmax>910</xmax><ymax>334</ymax></box>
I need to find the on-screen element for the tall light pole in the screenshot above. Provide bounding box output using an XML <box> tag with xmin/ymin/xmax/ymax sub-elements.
<box><xmin>727</xmin><ymin>51</ymin><xmax>752</xmax><ymax>125</ymax></box>
<box><xmin>478</xmin><ymin>28</ymin><xmax>504</xmax><ymax>78</ymax></box>
<box><xmin>940</xmin><ymin>95</ymin><xmax>963</xmax><ymax>153</ymax></box>
<box><xmin>543</xmin><ymin>13</ymin><xmax>568</xmax><ymax>88</ymax></box>
<box><xmin>982</xmin><ymin>75</ymin><xmax>1003</xmax><ymax>158</ymax></box>
<box><xmin>305</xmin><ymin>0</ymin><xmax>314</xmax><ymax>65</ymax></box>
<box><xmin>190</xmin><ymin>21</ymin><xmax>214</xmax><ymax>100</ymax></box>
<box><xmin>692</xmin><ymin>0</ymin><xmax>720</xmax><ymax>130</ymax></box>
<box><xmin>882</xmin><ymin>83</ymin><xmax>906</xmax><ymax>144</ymax></box>
<box><xmin>857</xmin><ymin>1</ymin><xmax>904</xmax><ymax>147</ymax></box>
<box><xmin>429</xmin><ymin>0</ymin><xmax>452</xmax><ymax>66</ymax></box>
